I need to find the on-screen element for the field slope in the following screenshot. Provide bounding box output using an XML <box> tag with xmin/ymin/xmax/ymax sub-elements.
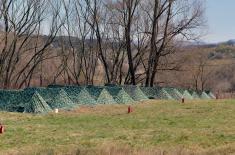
<box><xmin>0</xmin><ymin>100</ymin><xmax>235</xmax><ymax>155</ymax></box>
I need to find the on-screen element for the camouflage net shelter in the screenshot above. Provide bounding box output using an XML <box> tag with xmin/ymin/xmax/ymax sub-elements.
<box><xmin>182</xmin><ymin>90</ymin><xmax>194</xmax><ymax>100</ymax></box>
<box><xmin>47</xmin><ymin>84</ymin><xmax>65</xmax><ymax>88</ymax></box>
<box><xmin>105</xmin><ymin>86</ymin><xmax>122</xmax><ymax>96</ymax></box>
<box><xmin>63</xmin><ymin>86</ymin><xmax>82</xmax><ymax>104</ymax></box>
<box><xmin>140</xmin><ymin>87</ymin><xmax>158</xmax><ymax>99</ymax></box>
<box><xmin>0</xmin><ymin>90</ymin><xmax>23</xmax><ymax>111</ymax></box>
<box><xmin>116</xmin><ymin>89</ymin><xmax>135</xmax><ymax>104</ymax></box>
<box><xmin>97</xmin><ymin>89</ymin><xmax>117</xmax><ymax>104</ymax></box>
<box><xmin>86</xmin><ymin>86</ymin><xmax>104</xmax><ymax>100</ymax></box>
<box><xmin>192</xmin><ymin>91</ymin><xmax>200</xmax><ymax>99</ymax></box>
<box><xmin>208</xmin><ymin>91</ymin><xmax>216</xmax><ymax>99</ymax></box>
<box><xmin>23</xmin><ymin>87</ymin><xmax>76</xmax><ymax>109</ymax></box>
<box><xmin>163</xmin><ymin>88</ymin><xmax>182</xmax><ymax>100</ymax></box>
<box><xmin>200</xmin><ymin>91</ymin><xmax>211</xmax><ymax>99</ymax></box>
<box><xmin>154</xmin><ymin>88</ymin><xmax>174</xmax><ymax>100</ymax></box>
<box><xmin>205</xmin><ymin>90</ymin><xmax>216</xmax><ymax>99</ymax></box>
<box><xmin>105</xmin><ymin>85</ymin><xmax>135</xmax><ymax>104</ymax></box>
<box><xmin>0</xmin><ymin>84</ymin><xmax>217</xmax><ymax>114</ymax></box>
<box><xmin>75</xmin><ymin>88</ymin><xmax>97</xmax><ymax>105</ymax></box>
<box><xmin>123</xmin><ymin>85</ymin><xmax>148</xmax><ymax>101</ymax></box>
<box><xmin>47</xmin><ymin>89</ymin><xmax>76</xmax><ymax>109</ymax></box>
<box><xmin>23</xmin><ymin>91</ymin><xmax>52</xmax><ymax>113</ymax></box>
<box><xmin>106</xmin><ymin>86</ymin><xmax>134</xmax><ymax>104</ymax></box>
<box><xmin>60</xmin><ymin>85</ymin><xmax>97</xmax><ymax>105</ymax></box>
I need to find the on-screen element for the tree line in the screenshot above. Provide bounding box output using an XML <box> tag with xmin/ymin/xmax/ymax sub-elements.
<box><xmin>0</xmin><ymin>0</ymin><xmax>205</xmax><ymax>89</ymax></box>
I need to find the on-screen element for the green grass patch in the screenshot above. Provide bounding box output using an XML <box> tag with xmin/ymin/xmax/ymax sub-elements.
<box><xmin>0</xmin><ymin>99</ymin><xmax>234</xmax><ymax>154</ymax></box>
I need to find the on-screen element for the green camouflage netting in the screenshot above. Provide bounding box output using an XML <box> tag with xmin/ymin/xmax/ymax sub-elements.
<box><xmin>175</xmin><ymin>88</ymin><xmax>185</xmax><ymax>94</ymax></box>
<box><xmin>105</xmin><ymin>86</ymin><xmax>134</xmax><ymax>104</ymax></box>
<box><xmin>140</xmin><ymin>87</ymin><xmax>158</xmax><ymax>99</ymax></box>
<box><xmin>47</xmin><ymin>84</ymin><xmax>65</xmax><ymax>88</ymax></box>
<box><xmin>105</xmin><ymin>86</ymin><xmax>122</xmax><ymax>97</ymax></box>
<box><xmin>0</xmin><ymin>85</ymin><xmax>217</xmax><ymax>114</ymax></box>
<box><xmin>163</xmin><ymin>88</ymin><xmax>182</xmax><ymax>100</ymax></box>
<box><xmin>23</xmin><ymin>91</ymin><xmax>52</xmax><ymax>113</ymax></box>
<box><xmin>205</xmin><ymin>90</ymin><xmax>216</xmax><ymax>99</ymax></box>
<box><xmin>208</xmin><ymin>91</ymin><xmax>216</xmax><ymax>99</ymax></box>
<box><xmin>63</xmin><ymin>86</ymin><xmax>82</xmax><ymax>104</ymax></box>
<box><xmin>0</xmin><ymin>90</ymin><xmax>23</xmax><ymax>111</ymax></box>
<box><xmin>155</xmin><ymin>87</ymin><xmax>173</xmax><ymax>100</ymax></box>
<box><xmin>150</xmin><ymin>87</ymin><xmax>162</xmax><ymax>99</ymax></box>
<box><xmin>123</xmin><ymin>85</ymin><xmax>148</xmax><ymax>101</ymax></box>
<box><xmin>86</xmin><ymin>86</ymin><xmax>104</xmax><ymax>100</ymax></box>
<box><xmin>75</xmin><ymin>88</ymin><xmax>97</xmax><ymax>105</ymax></box>
<box><xmin>188</xmin><ymin>90</ymin><xmax>194</xmax><ymax>95</ymax></box>
<box><xmin>116</xmin><ymin>89</ymin><xmax>135</xmax><ymax>104</ymax></box>
<box><xmin>24</xmin><ymin>87</ymin><xmax>76</xmax><ymax>109</ymax></box>
<box><xmin>50</xmin><ymin>85</ymin><xmax>97</xmax><ymax>105</ymax></box>
<box><xmin>97</xmin><ymin>89</ymin><xmax>117</xmax><ymax>104</ymax></box>
<box><xmin>200</xmin><ymin>91</ymin><xmax>211</xmax><ymax>99</ymax></box>
<box><xmin>47</xmin><ymin>89</ymin><xmax>76</xmax><ymax>109</ymax></box>
<box><xmin>174</xmin><ymin>88</ymin><xmax>183</xmax><ymax>99</ymax></box>
<box><xmin>157</xmin><ymin>88</ymin><xmax>174</xmax><ymax>100</ymax></box>
<box><xmin>182</xmin><ymin>90</ymin><xmax>194</xmax><ymax>100</ymax></box>
<box><xmin>192</xmin><ymin>91</ymin><xmax>200</xmax><ymax>99</ymax></box>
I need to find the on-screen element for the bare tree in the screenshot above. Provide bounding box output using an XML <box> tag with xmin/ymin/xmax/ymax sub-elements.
<box><xmin>142</xmin><ymin>0</ymin><xmax>205</xmax><ymax>87</ymax></box>
<box><xmin>0</xmin><ymin>0</ymin><xmax>63</xmax><ymax>88</ymax></box>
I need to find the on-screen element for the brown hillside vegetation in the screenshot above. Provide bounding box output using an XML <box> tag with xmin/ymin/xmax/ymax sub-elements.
<box><xmin>1</xmin><ymin>31</ymin><xmax>235</xmax><ymax>94</ymax></box>
<box><xmin>0</xmin><ymin>0</ymin><xmax>234</xmax><ymax>94</ymax></box>
<box><xmin>0</xmin><ymin>0</ymin><xmax>206</xmax><ymax>90</ymax></box>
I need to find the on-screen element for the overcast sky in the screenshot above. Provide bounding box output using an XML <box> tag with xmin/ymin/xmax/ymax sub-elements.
<box><xmin>202</xmin><ymin>0</ymin><xmax>235</xmax><ymax>43</ymax></box>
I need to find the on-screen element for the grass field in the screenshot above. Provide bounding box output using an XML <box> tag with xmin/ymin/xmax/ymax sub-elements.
<box><xmin>0</xmin><ymin>100</ymin><xmax>235</xmax><ymax>155</ymax></box>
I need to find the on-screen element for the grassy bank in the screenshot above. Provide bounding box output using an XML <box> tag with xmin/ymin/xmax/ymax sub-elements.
<box><xmin>0</xmin><ymin>99</ymin><xmax>235</xmax><ymax>155</ymax></box>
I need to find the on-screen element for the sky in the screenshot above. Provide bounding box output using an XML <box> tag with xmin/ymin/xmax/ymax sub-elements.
<box><xmin>203</xmin><ymin>0</ymin><xmax>235</xmax><ymax>43</ymax></box>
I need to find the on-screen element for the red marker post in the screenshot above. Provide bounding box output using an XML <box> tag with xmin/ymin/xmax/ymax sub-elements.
<box><xmin>181</xmin><ymin>97</ymin><xmax>185</xmax><ymax>103</ymax></box>
<box><xmin>0</xmin><ymin>124</ymin><xmax>4</xmax><ymax>134</ymax></box>
<box><xmin>128</xmin><ymin>106</ymin><xmax>132</xmax><ymax>114</ymax></box>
